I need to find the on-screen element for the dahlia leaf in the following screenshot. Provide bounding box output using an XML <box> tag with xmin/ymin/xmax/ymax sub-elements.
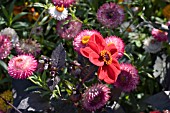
<box><xmin>51</xmin><ymin>43</ymin><xmax>66</xmax><ymax>70</ymax></box>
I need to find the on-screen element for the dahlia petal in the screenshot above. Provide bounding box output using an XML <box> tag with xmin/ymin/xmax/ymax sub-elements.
<box><xmin>88</xmin><ymin>41</ymin><xmax>100</xmax><ymax>54</ymax></box>
<box><xmin>103</xmin><ymin>76</ymin><xmax>115</xmax><ymax>84</ymax></box>
<box><xmin>106</xmin><ymin>62</ymin><xmax>121</xmax><ymax>83</ymax></box>
<box><xmin>80</xmin><ymin>47</ymin><xmax>94</xmax><ymax>58</ymax></box>
<box><xmin>89</xmin><ymin>52</ymin><xmax>104</xmax><ymax>66</ymax></box>
<box><xmin>89</xmin><ymin>34</ymin><xmax>106</xmax><ymax>51</ymax></box>
<box><xmin>105</xmin><ymin>44</ymin><xmax>118</xmax><ymax>58</ymax></box>
<box><xmin>111</xmin><ymin>58</ymin><xmax>121</xmax><ymax>71</ymax></box>
<box><xmin>98</xmin><ymin>66</ymin><xmax>107</xmax><ymax>80</ymax></box>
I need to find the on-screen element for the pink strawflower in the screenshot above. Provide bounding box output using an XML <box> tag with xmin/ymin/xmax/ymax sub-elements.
<box><xmin>8</xmin><ymin>55</ymin><xmax>37</xmax><ymax>79</ymax></box>
<box><xmin>114</xmin><ymin>63</ymin><xmax>139</xmax><ymax>92</ymax></box>
<box><xmin>97</xmin><ymin>2</ymin><xmax>125</xmax><ymax>28</ymax></box>
<box><xmin>73</xmin><ymin>30</ymin><xmax>101</xmax><ymax>53</ymax></box>
<box><xmin>166</xmin><ymin>21</ymin><xmax>170</xmax><ymax>26</ymax></box>
<box><xmin>0</xmin><ymin>35</ymin><xmax>12</xmax><ymax>59</ymax></box>
<box><xmin>149</xmin><ymin>111</ymin><xmax>161</xmax><ymax>113</ymax></box>
<box><xmin>56</xmin><ymin>16</ymin><xmax>82</xmax><ymax>40</ymax></box>
<box><xmin>82</xmin><ymin>84</ymin><xmax>110</xmax><ymax>111</ymax></box>
<box><xmin>151</xmin><ymin>28</ymin><xmax>168</xmax><ymax>42</ymax></box>
<box><xmin>52</xmin><ymin>0</ymin><xmax>76</xmax><ymax>7</ymax></box>
<box><xmin>105</xmin><ymin>36</ymin><xmax>125</xmax><ymax>59</ymax></box>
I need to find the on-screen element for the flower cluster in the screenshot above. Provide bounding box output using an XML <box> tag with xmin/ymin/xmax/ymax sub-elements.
<box><xmin>1</xmin><ymin>0</ymin><xmax>169</xmax><ymax>112</ymax></box>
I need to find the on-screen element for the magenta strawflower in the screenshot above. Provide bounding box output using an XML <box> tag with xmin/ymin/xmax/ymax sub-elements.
<box><xmin>82</xmin><ymin>84</ymin><xmax>110</xmax><ymax>111</ymax></box>
<box><xmin>151</xmin><ymin>28</ymin><xmax>168</xmax><ymax>42</ymax></box>
<box><xmin>0</xmin><ymin>35</ymin><xmax>12</xmax><ymax>59</ymax></box>
<box><xmin>114</xmin><ymin>63</ymin><xmax>139</xmax><ymax>92</ymax></box>
<box><xmin>105</xmin><ymin>36</ymin><xmax>125</xmax><ymax>59</ymax></box>
<box><xmin>8</xmin><ymin>55</ymin><xmax>37</xmax><ymax>79</ymax></box>
<box><xmin>97</xmin><ymin>2</ymin><xmax>125</xmax><ymax>28</ymax></box>
<box><xmin>52</xmin><ymin>0</ymin><xmax>76</xmax><ymax>7</ymax></box>
<box><xmin>73</xmin><ymin>30</ymin><xmax>101</xmax><ymax>53</ymax></box>
<box><xmin>56</xmin><ymin>16</ymin><xmax>82</xmax><ymax>40</ymax></box>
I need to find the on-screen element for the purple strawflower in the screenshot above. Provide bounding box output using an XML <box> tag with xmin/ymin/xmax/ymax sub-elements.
<box><xmin>0</xmin><ymin>35</ymin><xmax>12</xmax><ymax>59</ymax></box>
<box><xmin>15</xmin><ymin>39</ymin><xmax>41</xmax><ymax>56</ymax></box>
<box><xmin>97</xmin><ymin>2</ymin><xmax>125</xmax><ymax>28</ymax></box>
<box><xmin>56</xmin><ymin>16</ymin><xmax>82</xmax><ymax>40</ymax></box>
<box><xmin>52</xmin><ymin>0</ymin><xmax>76</xmax><ymax>7</ymax></box>
<box><xmin>82</xmin><ymin>84</ymin><xmax>110</xmax><ymax>111</ymax></box>
<box><xmin>114</xmin><ymin>63</ymin><xmax>139</xmax><ymax>92</ymax></box>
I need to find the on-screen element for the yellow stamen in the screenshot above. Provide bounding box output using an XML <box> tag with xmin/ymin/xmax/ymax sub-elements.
<box><xmin>100</xmin><ymin>50</ymin><xmax>112</xmax><ymax>65</ymax></box>
<box><xmin>56</xmin><ymin>4</ymin><xmax>65</xmax><ymax>12</ymax></box>
<box><xmin>81</xmin><ymin>36</ymin><xmax>90</xmax><ymax>44</ymax></box>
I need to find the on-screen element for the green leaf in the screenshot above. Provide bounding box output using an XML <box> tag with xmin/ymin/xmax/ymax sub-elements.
<box><xmin>0</xmin><ymin>16</ymin><xmax>6</xmax><ymax>25</ymax></box>
<box><xmin>0</xmin><ymin>60</ymin><xmax>8</xmax><ymax>70</ymax></box>
<box><xmin>32</xmin><ymin>3</ymin><xmax>44</xmax><ymax>8</ymax></box>
<box><xmin>1</xmin><ymin>5</ymin><xmax>9</xmax><ymax>19</ymax></box>
<box><xmin>12</xmin><ymin>12</ymin><xmax>28</xmax><ymax>22</ymax></box>
<box><xmin>12</xmin><ymin>22</ymin><xmax>29</xmax><ymax>29</ymax></box>
<box><xmin>45</xmin><ymin>19</ymin><xmax>54</xmax><ymax>36</ymax></box>
<box><xmin>39</xmin><ymin>15</ymin><xmax>49</xmax><ymax>25</ymax></box>
<box><xmin>25</xmin><ymin>86</ymin><xmax>41</xmax><ymax>91</ymax></box>
<box><xmin>0</xmin><ymin>78</ymin><xmax>10</xmax><ymax>84</ymax></box>
<box><xmin>9</xmin><ymin>0</ymin><xmax>16</xmax><ymax>15</ymax></box>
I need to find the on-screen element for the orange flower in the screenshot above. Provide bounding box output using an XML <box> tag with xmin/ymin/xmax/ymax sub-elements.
<box><xmin>13</xmin><ymin>6</ymin><xmax>23</xmax><ymax>16</ymax></box>
<box><xmin>163</xmin><ymin>4</ymin><xmax>170</xmax><ymax>19</ymax></box>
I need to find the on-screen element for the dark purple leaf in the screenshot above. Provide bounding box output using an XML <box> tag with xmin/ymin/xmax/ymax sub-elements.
<box><xmin>144</xmin><ymin>91</ymin><xmax>170</xmax><ymax>111</ymax></box>
<box><xmin>12</xmin><ymin>79</ymin><xmax>50</xmax><ymax>112</ymax></box>
<box><xmin>51</xmin><ymin>43</ymin><xmax>66</xmax><ymax>70</ymax></box>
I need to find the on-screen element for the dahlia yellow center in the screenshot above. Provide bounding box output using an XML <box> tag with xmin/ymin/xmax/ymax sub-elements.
<box><xmin>81</xmin><ymin>36</ymin><xmax>90</xmax><ymax>44</ymax></box>
<box><xmin>100</xmin><ymin>50</ymin><xmax>112</xmax><ymax>65</ymax></box>
<box><xmin>56</xmin><ymin>5</ymin><xmax>65</xmax><ymax>12</ymax></box>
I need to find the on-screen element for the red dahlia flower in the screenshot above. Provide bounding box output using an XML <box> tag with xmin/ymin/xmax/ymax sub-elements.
<box><xmin>80</xmin><ymin>34</ymin><xmax>121</xmax><ymax>84</ymax></box>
